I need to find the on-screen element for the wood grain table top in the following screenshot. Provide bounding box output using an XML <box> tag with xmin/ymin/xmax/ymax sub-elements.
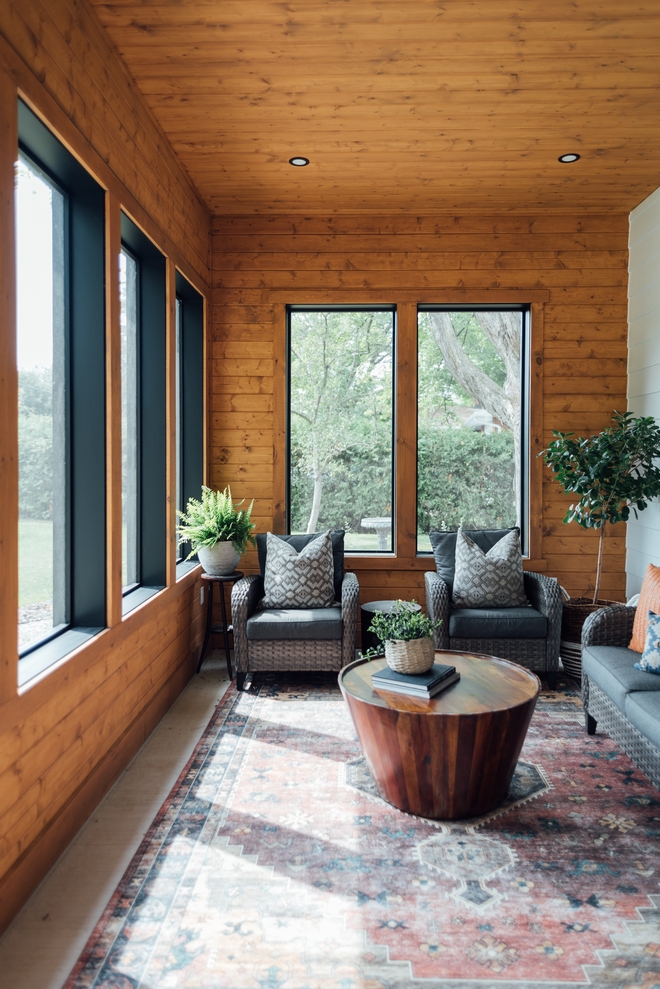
<box><xmin>340</xmin><ymin>651</ymin><xmax>540</xmax><ymax>716</ymax></box>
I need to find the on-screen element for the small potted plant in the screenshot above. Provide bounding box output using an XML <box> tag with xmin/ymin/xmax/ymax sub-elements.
<box><xmin>542</xmin><ymin>411</ymin><xmax>660</xmax><ymax>674</ymax></box>
<box><xmin>363</xmin><ymin>600</ymin><xmax>442</xmax><ymax>674</ymax></box>
<box><xmin>177</xmin><ymin>486</ymin><xmax>256</xmax><ymax>576</ymax></box>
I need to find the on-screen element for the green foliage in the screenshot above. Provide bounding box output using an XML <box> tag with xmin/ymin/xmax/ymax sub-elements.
<box><xmin>289</xmin><ymin>310</ymin><xmax>393</xmax><ymax>530</ymax></box>
<box><xmin>542</xmin><ymin>411</ymin><xmax>660</xmax><ymax>530</ymax></box>
<box><xmin>417</xmin><ymin>427</ymin><xmax>516</xmax><ymax>532</ymax></box>
<box><xmin>18</xmin><ymin>368</ymin><xmax>53</xmax><ymax>520</ymax></box>
<box><xmin>290</xmin><ymin>440</ymin><xmax>392</xmax><ymax>533</ymax></box>
<box><xmin>362</xmin><ymin>600</ymin><xmax>442</xmax><ymax>658</ymax></box>
<box><xmin>177</xmin><ymin>486</ymin><xmax>256</xmax><ymax>559</ymax></box>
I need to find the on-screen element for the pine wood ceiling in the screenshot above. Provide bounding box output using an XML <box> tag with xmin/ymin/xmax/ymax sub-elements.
<box><xmin>89</xmin><ymin>0</ymin><xmax>660</xmax><ymax>215</ymax></box>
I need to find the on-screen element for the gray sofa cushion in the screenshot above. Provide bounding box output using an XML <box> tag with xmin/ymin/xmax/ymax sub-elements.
<box><xmin>246</xmin><ymin>607</ymin><xmax>343</xmax><ymax>641</ymax></box>
<box><xmin>449</xmin><ymin>607</ymin><xmax>547</xmax><ymax>639</ymax></box>
<box><xmin>625</xmin><ymin>691</ymin><xmax>660</xmax><ymax>750</ymax></box>
<box><xmin>428</xmin><ymin>528</ymin><xmax>518</xmax><ymax>592</ymax></box>
<box><xmin>582</xmin><ymin>644</ymin><xmax>660</xmax><ymax>713</ymax></box>
<box><xmin>256</xmin><ymin>530</ymin><xmax>345</xmax><ymax>602</ymax></box>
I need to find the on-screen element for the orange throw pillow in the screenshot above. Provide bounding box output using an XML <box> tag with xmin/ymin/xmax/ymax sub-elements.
<box><xmin>630</xmin><ymin>563</ymin><xmax>660</xmax><ymax>652</ymax></box>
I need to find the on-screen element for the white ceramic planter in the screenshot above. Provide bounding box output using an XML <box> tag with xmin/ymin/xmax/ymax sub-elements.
<box><xmin>384</xmin><ymin>636</ymin><xmax>435</xmax><ymax>674</ymax></box>
<box><xmin>197</xmin><ymin>542</ymin><xmax>240</xmax><ymax>576</ymax></box>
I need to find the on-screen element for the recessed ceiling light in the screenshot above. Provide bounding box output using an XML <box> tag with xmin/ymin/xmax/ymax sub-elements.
<box><xmin>558</xmin><ymin>153</ymin><xmax>580</xmax><ymax>163</ymax></box>
<box><xmin>289</xmin><ymin>157</ymin><xmax>310</xmax><ymax>166</ymax></box>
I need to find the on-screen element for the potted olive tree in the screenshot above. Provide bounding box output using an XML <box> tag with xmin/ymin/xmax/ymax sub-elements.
<box><xmin>542</xmin><ymin>411</ymin><xmax>660</xmax><ymax>674</ymax></box>
<box><xmin>363</xmin><ymin>600</ymin><xmax>442</xmax><ymax>674</ymax></box>
<box><xmin>177</xmin><ymin>486</ymin><xmax>256</xmax><ymax>575</ymax></box>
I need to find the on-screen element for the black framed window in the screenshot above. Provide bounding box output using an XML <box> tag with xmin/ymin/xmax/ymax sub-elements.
<box><xmin>120</xmin><ymin>214</ymin><xmax>167</xmax><ymax>612</ymax></box>
<box><xmin>417</xmin><ymin>305</ymin><xmax>530</xmax><ymax>554</ymax></box>
<box><xmin>120</xmin><ymin>248</ymin><xmax>139</xmax><ymax>591</ymax></box>
<box><xmin>287</xmin><ymin>306</ymin><xmax>395</xmax><ymax>552</ymax></box>
<box><xmin>17</xmin><ymin>100</ymin><xmax>106</xmax><ymax>684</ymax></box>
<box><xmin>175</xmin><ymin>272</ymin><xmax>204</xmax><ymax>572</ymax></box>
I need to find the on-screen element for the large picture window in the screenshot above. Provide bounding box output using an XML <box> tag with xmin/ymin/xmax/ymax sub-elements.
<box><xmin>175</xmin><ymin>271</ymin><xmax>204</xmax><ymax>571</ymax></box>
<box><xmin>17</xmin><ymin>100</ymin><xmax>106</xmax><ymax>682</ymax></box>
<box><xmin>120</xmin><ymin>248</ymin><xmax>139</xmax><ymax>591</ymax></box>
<box><xmin>287</xmin><ymin>307</ymin><xmax>395</xmax><ymax>551</ymax></box>
<box><xmin>120</xmin><ymin>213</ymin><xmax>167</xmax><ymax>610</ymax></box>
<box><xmin>16</xmin><ymin>154</ymin><xmax>66</xmax><ymax>652</ymax></box>
<box><xmin>417</xmin><ymin>306</ymin><xmax>529</xmax><ymax>552</ymax></box>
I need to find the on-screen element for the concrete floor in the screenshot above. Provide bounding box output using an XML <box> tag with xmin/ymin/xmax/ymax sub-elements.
<box><xmin>0</xmin><ymin>652</ymin><xmax>231</xmax><ymax>989</ymax></box>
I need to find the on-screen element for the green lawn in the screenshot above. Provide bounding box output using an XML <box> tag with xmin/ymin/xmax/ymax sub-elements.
<box><xmin>19</xmin><ymin>518</ymin><xmax>53</xmax><ymax>606</ymax></box>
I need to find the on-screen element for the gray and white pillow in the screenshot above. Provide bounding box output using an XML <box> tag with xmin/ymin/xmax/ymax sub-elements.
<box><xmin>452</xmin><ymin>529</ymin><xmax>528</xmax><ymax>608</ymax></box>
<box><xmin>262</xmin><ymin>530</ymin><xmax>335</xmax><ymax>608</ymax></box>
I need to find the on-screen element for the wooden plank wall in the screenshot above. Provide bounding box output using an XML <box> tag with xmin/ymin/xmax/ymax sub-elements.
<box><xmin>211</xmin><ymin>214</ymin><xmax>629</xmax><ymax>608</ymax></box>
<box><xmin>0</xmin><ymin>0</ymin><xmax>211</xmax><ymax>933</ymax></box>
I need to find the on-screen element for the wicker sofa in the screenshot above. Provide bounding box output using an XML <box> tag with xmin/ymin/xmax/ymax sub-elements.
<box><xmin>582</xmin><ymin>605</ymin><xmax>660</xmax><ymax>789</ymax></box>
<box><xmin>231</xmin><ymin>531</ymin><xmax>359</xmax><ymax>690</ymax></box>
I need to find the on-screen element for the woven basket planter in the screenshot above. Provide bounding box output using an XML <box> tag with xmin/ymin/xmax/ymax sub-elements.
<box><xmin>560</xmin><ymin>597</ymin><xmax>618</xmax><ymax>679</ymax></box>
<box><xmin>384</xmin><ymin>636</ymin><xmax>435</xmax><ymax>674</ymax></box>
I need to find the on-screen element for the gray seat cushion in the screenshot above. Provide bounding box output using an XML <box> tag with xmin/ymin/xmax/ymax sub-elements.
<box><xmin>582</xmin><ymin>644</ymin><xmax>660</xmax><ymax>713</ymax></box>
<box><xmin>256</xmin><ymin>530</ymin><xmax>345</xmax><ymax>601</ymax></box>
<box><xmin>246</xmin><ymin>607</ymin><xmax>343</xmax><ymax>641</ymax></box>
<box><xmin>449</xmin><ymin>607</ymin><xmax>547</xmax><ymax>639</ymax></box>
<box><xmin>428</xmin><ymin>528</ymin><xmax>518</xmax><ymax>592</ymax></box>
<box><xmin>625</xmin><ymin>691</ymin><xmax>660</xmax><ymax>750</ymax></box>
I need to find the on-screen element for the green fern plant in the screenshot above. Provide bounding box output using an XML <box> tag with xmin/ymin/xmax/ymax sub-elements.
<box><xmin>177</xmin><ymin>486</ymin><xmax>256</xmax><ymax>561</ymax></box>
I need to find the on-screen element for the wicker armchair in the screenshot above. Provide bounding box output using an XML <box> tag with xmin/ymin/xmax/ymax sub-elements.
<box><xmin>231</xmin><ymin>532</ymin><xmax>359</xmax><ymax>690</ymax></box>
<box><xmin>581</xmin><ymin>604</ymin><xmax>660</xmax><ymax>789</ymax></box>
<box><xmin>424</xmin><ymin>533</ymin><xmax>562</xmax><ymax>686</ymax></box>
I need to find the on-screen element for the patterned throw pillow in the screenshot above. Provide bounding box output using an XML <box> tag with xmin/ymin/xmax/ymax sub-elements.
<box><xmin>262</xmin><ymin>531</ymin><xmax>335</xmax><ymax>609</ymax></box>
<box><xmin>634</xmin><ymin>610</ymin><xmax>660</xmax><ymax>674</ymax></box>
<box><xmin>629</xmin><ymin>563</ymin><xmax>660</xmax><ymax>652</ymax></box>
<box><xmin>452</xmin><ymin>529</ymin><xmax>528</xmax><ymax>608</ymax></box>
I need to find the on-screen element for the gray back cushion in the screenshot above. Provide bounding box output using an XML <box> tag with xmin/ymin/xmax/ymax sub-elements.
<box><xmin>428</xmin><ymin>528</ymin><xmax>519</xmax><ymax>592</ymax></box>
<box><xmin>256</xmin><ymin>530</ymin><xmax>345</xmax><ymax>602</ymax></box>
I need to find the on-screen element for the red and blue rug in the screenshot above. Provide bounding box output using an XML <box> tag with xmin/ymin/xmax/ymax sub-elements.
<box><xmin>64</xmin><ymin>674</ymin><xmax>660</xmax><ymax>989</ymax></box>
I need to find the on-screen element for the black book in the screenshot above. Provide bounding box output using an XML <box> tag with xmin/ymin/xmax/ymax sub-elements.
<box><xmin>373</xmin><ymin>670</ymin><xmax>461</xmax><ymax>698</ymax></box>
<box><xmin>371</xmin><ymin>660</ymin><xmax>456</xmax><ymax>691</ymax></box>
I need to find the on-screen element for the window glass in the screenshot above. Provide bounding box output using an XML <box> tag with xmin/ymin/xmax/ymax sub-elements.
<box><xmin>120</xmin><ymin>249</ymin><xmax>139</xmax><ymax>590</ymax></box>
<box><xmin>288</xmin><ymin>309</ymin><xmax>394</xmax><ymax>551</ymax></box>
<box><xmin>16</xmin><ymin>155</ymin><xmax>67</xmax><ymax>652</ymax></box>
<box><xmin>417</xmin><ymin>309</ymin><xmax>524</xmax><ymax>552</ymax></box>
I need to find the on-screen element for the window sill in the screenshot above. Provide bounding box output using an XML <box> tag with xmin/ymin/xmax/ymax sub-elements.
<box><xmin>18</xmin><ymin>627</ymin><xmax>104</xmax><ymax>689</ymax></box>
<box><xmin>176</xmin><ymin>560</ymin><xmax>200</xmax><ymax>580</ymax></box>
<box><xmin>122</xmin><ymin>585</ymin><xmax>165</xmax><ymax>617</ymax></box>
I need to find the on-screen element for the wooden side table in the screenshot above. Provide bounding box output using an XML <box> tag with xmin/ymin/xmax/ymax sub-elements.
<box><xmin>197</xmin><ymin>571</ymin><xmax>244</xmax><ymax>678</ymax></box>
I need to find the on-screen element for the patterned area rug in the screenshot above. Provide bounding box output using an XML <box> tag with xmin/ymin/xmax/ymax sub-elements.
<box><xmin>64</xmin><ymin>674</ymin><xmax>660</xmax><ymax>989</ymax></box>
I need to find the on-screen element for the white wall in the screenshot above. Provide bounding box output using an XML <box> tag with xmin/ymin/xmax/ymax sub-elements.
<box><xmin>627</xmin><ymin>185</ymin><xmax>660</xmax><ymax>597</ymax></box>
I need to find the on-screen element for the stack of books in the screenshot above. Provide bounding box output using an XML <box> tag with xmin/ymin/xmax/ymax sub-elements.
<box><xmin>371</xmin><ymin>662</ymin><xmax>460</xmax><ymax>698</ymax></box>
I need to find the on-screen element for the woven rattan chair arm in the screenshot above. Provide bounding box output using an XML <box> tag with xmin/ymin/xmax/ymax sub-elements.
<box><xmin>524</xmin><ymin>572</ymin><xmax>562</xmax><ymax>671</ymax></box>
<box><xmin>582</xmin><ymin>605</ymin><xmax>636</xmax><ymax>649</ymax></box>
<box><xmin>424</xmin><ymin>570</ymin><xmax>450</xmax><ymax>649</ymax></box>
<box><xmin>231</xmin><ymin>574</ymin><xmax>263</xmax><ymax>673</ymax></box>
<box><xmin>341</xmin><ymin>571</ymin><xmax>360</xmax><ymax>662</ymax></box>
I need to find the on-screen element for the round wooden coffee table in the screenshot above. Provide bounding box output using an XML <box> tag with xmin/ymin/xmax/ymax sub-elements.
<box><xmin>339</xmin><ymin>651</ymin><xmax>540</xmax><ymax>820</ymax></box>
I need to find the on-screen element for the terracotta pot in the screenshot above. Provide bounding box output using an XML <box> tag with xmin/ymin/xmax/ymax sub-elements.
<box><xmin>197</xmin><ymin>542</ymin><xmax>240</xmax><ymax>576</ymax></box>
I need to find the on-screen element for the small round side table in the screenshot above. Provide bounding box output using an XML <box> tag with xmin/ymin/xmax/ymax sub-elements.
<box><xmin>197</xmin><ymin>571</ymin><xmax>244</xmax><ymax>678</ymax></box>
